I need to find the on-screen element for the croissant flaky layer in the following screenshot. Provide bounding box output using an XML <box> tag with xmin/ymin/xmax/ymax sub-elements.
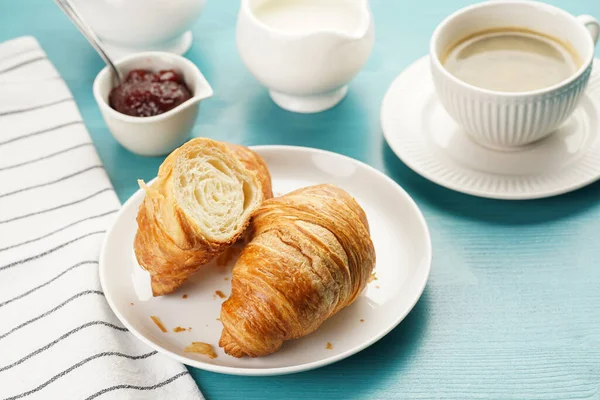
<box><xmin>219</xmin><ymin>184</ymin><xmax>376</xmax><ymax>357</ymax></box>
<box><xmin>225</xmin><ymin>143</ymin><xmax>273</xmax><ymax>200</ymax></box>
<box><xmin>134</xmin><ymin>138</ymin><xmax>272</xmax><ymax>296</ymax></box>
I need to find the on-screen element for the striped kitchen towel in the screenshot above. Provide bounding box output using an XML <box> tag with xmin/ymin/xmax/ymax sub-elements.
<box><xmin>0</xmin><ymin>37</ymin><xmax>203</xmax><ymax>400</ymax></box>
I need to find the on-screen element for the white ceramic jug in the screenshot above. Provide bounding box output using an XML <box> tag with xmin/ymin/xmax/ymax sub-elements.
<box><xmin>237</xmin><ymin>0</ymin><xmax>374</xmax><ymax>113</ymax></box>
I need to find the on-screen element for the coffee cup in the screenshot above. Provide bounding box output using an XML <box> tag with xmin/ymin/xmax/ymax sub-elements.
<box><xmin>430</xmin><ymin>1</ymin><xmax>599</xmax><ymax>149</ymax></box>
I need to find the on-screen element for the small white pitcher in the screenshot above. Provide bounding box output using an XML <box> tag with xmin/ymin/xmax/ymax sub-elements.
<box><xmin>237</xmin><ymin>0</ymin><xmax>374</xmax><ymax>113</ymax></box>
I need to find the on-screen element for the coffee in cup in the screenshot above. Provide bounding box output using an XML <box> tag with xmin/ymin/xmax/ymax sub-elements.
<box><xmin>441</xmin><ymin>27</ymin><xmax>582</xmax><ymax>93</ymax></box>
<box><xmin>430</xmin><ymin>1</ymin><xmax>599</xmax><ymax>149</ymax></box>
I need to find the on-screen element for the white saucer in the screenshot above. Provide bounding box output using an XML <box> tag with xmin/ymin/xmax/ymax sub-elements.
<box><xmin>99</xmin><ymin>146</ymin><xmax>431</xmax><ymax>376</ymax></box>
<box><xmin>381</xmin><ymin>56</ymin><xmax>600</xmax><ymax>200</ymax></box>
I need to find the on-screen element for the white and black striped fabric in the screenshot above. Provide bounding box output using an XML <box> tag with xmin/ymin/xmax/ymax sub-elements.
<box><xmin>0</xmin><ymin>37</ymin><xmax>203</xmax><ymax>400</ymax></box>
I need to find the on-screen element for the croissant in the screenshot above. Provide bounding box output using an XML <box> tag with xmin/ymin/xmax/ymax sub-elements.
<box><xmin>134</xmin><ymin>138</ymin><xmax>272</xmax><ymax>296</ymax></box>
<box><xmin>225</xmin><ymin>143</ymin><xmax>272</xmax><ymax>200</ymax></box>
<box><xmin>219</xmin><ymin>184</ymin><xmax>376</xmax><ymax>357</ymax></box>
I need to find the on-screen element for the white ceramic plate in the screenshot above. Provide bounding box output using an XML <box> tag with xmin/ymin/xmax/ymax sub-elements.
<box><xmin>99</xmin><ymin>146</ymin><xmax>431</xmax><ymax>376</ymax></box>
<box><xmin>381</xmin><ymin>56</ymin><xmax>600</xmax><ymax>200</ymax></box>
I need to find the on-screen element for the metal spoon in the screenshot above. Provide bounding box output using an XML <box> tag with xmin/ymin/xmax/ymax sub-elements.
<box><xmin>53</xmin><ymin>0</ymin><xmax>123</xmax><ymax>86</ymax></box>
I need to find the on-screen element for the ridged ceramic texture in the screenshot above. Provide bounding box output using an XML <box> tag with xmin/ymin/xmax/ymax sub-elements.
<box><xmin>381</xmin><ymin>56</ymin><xmax>600</xmax><ymax>200</ymax></box>
<box><xmin>431</xmin><ymin>61</ymin><xmax>593</xmax><ymax>148</ymax></box>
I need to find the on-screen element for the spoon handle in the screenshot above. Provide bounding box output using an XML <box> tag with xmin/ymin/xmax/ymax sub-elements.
<box><xmin>54</xmin><ymin>0</ymin><xmax>123</xmax><ymax>85</ymax></box>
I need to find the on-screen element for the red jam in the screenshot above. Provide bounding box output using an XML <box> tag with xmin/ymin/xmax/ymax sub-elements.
<box><xmin>109</xmin><ymin>69</ymin><xmax>193</xmax><ymax>117</ymax></box>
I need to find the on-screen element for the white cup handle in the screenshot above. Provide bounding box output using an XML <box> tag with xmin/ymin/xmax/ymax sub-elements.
<box><xmin>578</xmin><ymin>14</ymin><xmax>599</xmax><ymax>45</ymax></box>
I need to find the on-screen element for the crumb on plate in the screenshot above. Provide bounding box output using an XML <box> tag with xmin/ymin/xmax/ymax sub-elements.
<box><xmin>375</xmin><ymin>285</ymin><xmax>380</xmax><ymax>289</ymax></box>
<box><xmin>224</xmin><ymin>277</ymin><xmax>229</xmax><ymax>281</ymax></box>
<box><xmin>173</xmin><ymin>326</ymin><xmax>187</xmax><ymax>333</ymax></box>
<box><xmin>326</xmin><ymin>342</ymin><xmax>333</xmax><ymax>350</ymax></box>
<box><xmin>184</xmin><ymin>342</ymin><xmax>217</xmax><ymax>359</ymax></box>
<box><xmin>215</xmin><ymin>290</ymin><xmax>226</xmax><ymax>299</ymax></box>
<box><xmin>360</xmin><ymin>319</ymin><xmax>365</xmax><ymax>323</ymax></box>
<box><xmin>368</xmin><ymin>272</ymin><xmax>377</xmax><ymax>283</ymax></box>
<box><xmin>130</xmin><ymin>302</ymin><xmax>134</xmax><ymax>306</ymax></box>
<box><xmin>216</xmin><ymin>318</ymin><xmax>221</xmax><ymax>321</ymax></box>
<box><xmin>182</xmin><ymin>294</ymin><xmax>188</xmax><ymax>299</ymax></box>
<box><xmin>150</xmin><ymin>316</ymin><xmax>167</xmax><ymax>333</ymax></box>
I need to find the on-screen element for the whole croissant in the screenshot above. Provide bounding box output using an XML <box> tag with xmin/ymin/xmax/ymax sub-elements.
<box><xmin>134</xmin><ymin>138</ymin><xmax>272</xmax><ymax>296</ymax></box>
<box><xmin>219</xmin><ymin>184</ymin><xmax>376</xmax><ymax>357</ymax></box>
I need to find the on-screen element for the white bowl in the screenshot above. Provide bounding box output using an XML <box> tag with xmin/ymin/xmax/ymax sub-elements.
<box><xmin>93</xmin><ymin>52</ymin><xmax>213</xmax><ymax>157</ymax></box>
<box><xmin>71</xmin><ymin>0</ymin><xmax>206</xmax><ymax>58</ymax></box>
<box><xmin>430</xmin><ymin>0</ymin><xmax>599</xmax><ymax>149</ymax></box>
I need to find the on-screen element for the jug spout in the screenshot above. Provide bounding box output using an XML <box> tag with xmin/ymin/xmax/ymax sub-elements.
<box><xmin>192</xmin><ymin>84</ymin><xmax>214</xmax><ymax>103</ymax></box>
<box><xmin>311</xmin><ymin>0</ymin><xmax>372</xmax><ymax>41</ymax></box>
<box><xmin>342</xmin><ymin>0</ymin><xmax>372</xmax><ymax>40</ymax></box>
<box><xmin>241</xmin><ymin>0</ymin><xmax>373</xmax><ymax>41</ymax></box>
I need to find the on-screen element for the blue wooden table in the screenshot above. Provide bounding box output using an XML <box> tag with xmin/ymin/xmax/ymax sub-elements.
<box><xmin>3</xmin><ymin>1</ymin><xmax>600</xmax><ymax>399</ymax></box>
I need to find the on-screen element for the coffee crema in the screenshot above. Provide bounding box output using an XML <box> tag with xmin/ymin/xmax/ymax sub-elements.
<box><xmin>441</xmin><ymin>28</ymin><xmax>582</xmax><ymax>92</ymax></box>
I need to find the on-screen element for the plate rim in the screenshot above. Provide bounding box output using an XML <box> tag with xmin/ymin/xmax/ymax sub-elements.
<box><xmin>99</xmin><ymin>144</ymin><xmax>432</xmax><ymax>376</ymax></box>
<box><xmin>381</xmin><ymin>55</ymin><xmax>600</xmax><ymax>200</ymax></box>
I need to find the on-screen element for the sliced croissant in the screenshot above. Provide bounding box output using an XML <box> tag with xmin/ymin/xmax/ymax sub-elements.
<box><xmin>134</xmin><ymin>138</ymin><xmax>271</xmax><ymax>296</ymax></box>
<box><xmin>225</xmin><ymin>143</ymin><xmax>272</xmax><ymax>200</ymax></box>
<box><xmin>219</xmin><ymin>184</ymin><xmax>376</xmax><ymax>357</ymax></box>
